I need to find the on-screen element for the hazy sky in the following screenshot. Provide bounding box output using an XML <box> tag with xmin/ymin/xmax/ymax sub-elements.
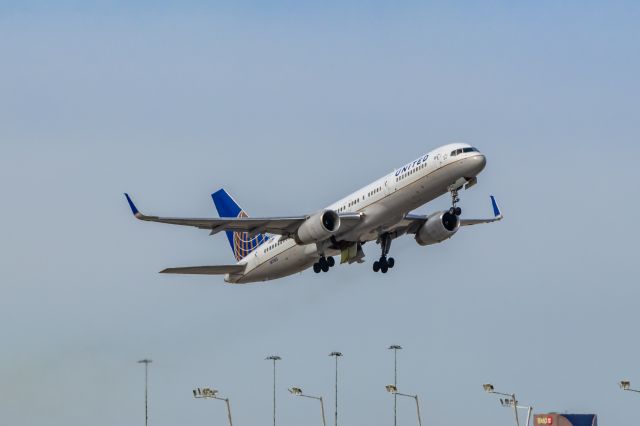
<box><xmin>1</xmin><ymin>1</ymin><xmax>639</xmax><ymax>425</ymax></box>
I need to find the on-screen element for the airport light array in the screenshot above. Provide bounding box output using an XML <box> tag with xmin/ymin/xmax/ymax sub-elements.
<box><xmin>483</xmin><ymin>383</ymin><xmax>532</xmax><ymax>426</ymax></box>
<box><xmin>192</xmin><ymin>387</ymin><xmax>233</xmax><ymax>426</ymax></box>
<box><xmin>620</xmin><ymin>380</ymin><xmax>640</xmax><ymax>393</ymax></box>
<box><xmin>288</xmin><ymin>387</ymin><xmax>327</xmax><ymax>426</ymax></box>
<box><xmin>384</xmin><ymin>384</ymin><xmax>422</xmax><ymax>426</ymax></box>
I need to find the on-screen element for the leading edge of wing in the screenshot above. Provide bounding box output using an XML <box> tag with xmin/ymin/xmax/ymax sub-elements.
<box><xmin>123</xmin><ymin>193</ymin><xmax>307</xmax><ymax>233</ymax></box>
<box><xmin>160</xmin><ymin>265</ymin><xmax>246</xmax><ymax>275</ymax></box>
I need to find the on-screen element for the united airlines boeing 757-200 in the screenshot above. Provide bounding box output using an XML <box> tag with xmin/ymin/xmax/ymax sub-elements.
<box><xmin>125</xmin><ymin>143</ymin><xmax>502</xmax><ymax>283</ymax></box>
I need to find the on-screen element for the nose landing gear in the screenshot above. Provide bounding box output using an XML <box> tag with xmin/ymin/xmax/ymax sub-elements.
<box><xmin>373</xmin><ymin>233</ymin><xmax>395</xmax><ymax>273</ymax></box>
<box><xmin>313</xmin><ymin>256</ymin><xmax>335</xmax><ymax>273</ymax></box>
<box><xmin>449</xmin><ymin>188</ymin><xmax>463</xmax><ymax>217</ymax></box>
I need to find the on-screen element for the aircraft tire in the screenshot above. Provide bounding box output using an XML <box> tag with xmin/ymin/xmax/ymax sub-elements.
<box><xmin>373</xmin><ymin>261</ymin><xmax>380</xmax><ymax>272</ymax></box>
<box><xmin>313</xmin><ymin>263</ymin><xmax>321</xmax><ymax>273</ymax></box>
<box><xmin>454</xmin><ymin>207</ymin><xmax>462</xmax><ymax>216</ymax></box>
<box><xmin>387</xmin><ymin>257</ymin><xmax>395</xmax><ymax>268</ymax></box>
<box><xmin>327</xmin><ymin>256</ymin><xmax>335</xmax><ymax>267</ymax></box>
<box><xmin>381</xmin><ymin>265</ymin><xmax>389</xmax><ymax>273</ymax></box>
<box><xmin>321</xmin><ymin>263</ymin><xmax>330</xmax><ymax>272</ymax></box>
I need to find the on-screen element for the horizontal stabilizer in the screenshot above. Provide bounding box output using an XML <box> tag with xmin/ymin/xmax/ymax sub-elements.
<box><xmin>160</xmin><ymin>265</ymin><xmax>246</xmax><ymax>275</ymax></box>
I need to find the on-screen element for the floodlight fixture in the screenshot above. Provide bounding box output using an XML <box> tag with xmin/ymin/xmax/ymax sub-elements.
<box><xmin>289</xmin><ymin>387</ymin><xmax>303</xmax><ymax>395</ymax></box>
<box><xmin>483</xmin><ymin>383</ymin><xmax>495</xmax><ymax>393</ymax></box>
<box><xmin>619</xmin><ymin>380</ymin><xmax>640</xmax><ymax>393</ymax></box>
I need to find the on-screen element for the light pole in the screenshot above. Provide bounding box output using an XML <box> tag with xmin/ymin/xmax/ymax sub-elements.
<box><xmin>499</xmin><ymin>397</ymin><xmax>533</xmax><ymax>426</ymax></box>
<box><xmin>620</xmin><ymin>380</ymin><xmax>640</xmax><ymax>393</ymax></box>
<box><xmin>483</xmin><ymin>383</ymin><xmax>525</xmax><ymax>426</ymax></box>
<box><xmin>193</xmin><ymin>387</ymin><xmax>233</xmax><ymax>426</ymax></box>
<box><xmin>329</xmin><ymin>352</ymin><xmax>343</xmax><ymax>426</ymax></box>
<box><xmin>138</xmin><ymin>359</ymin><xmax>152</xmax><ymax>426</ymax></box>
<box><xmin>266</xmin><ymin>355</ymin><xmax>281</xmax><ymax>426</ymax></box>
<box><xmin>385</xmin><ymin>385</ymin><xmax>422</xmax><ymax>426</ymax></box>
<box><xmin>289</xmin><ymin>387</ymin><xmax>327</xmax><ymax>426</ymax></box>
<box><xmin>389</xmin><ymin>345</ymin><xmax>402</xmax><ymax>426</ymax></box>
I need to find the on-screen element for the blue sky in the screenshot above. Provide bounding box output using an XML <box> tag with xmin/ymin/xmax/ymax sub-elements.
<box><xmin>1</xmin><ymin>1</ymin><xmax>639</xmax><ymax>425</ymax></box>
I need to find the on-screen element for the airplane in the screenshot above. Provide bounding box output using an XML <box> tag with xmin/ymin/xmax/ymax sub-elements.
<box><xmin>125</xmin><ymin>142</ymin><xmax>502</xmax><ymax>283</ymax></box>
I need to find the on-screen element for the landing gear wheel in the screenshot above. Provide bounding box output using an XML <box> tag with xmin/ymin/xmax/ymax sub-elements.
<box><xmin>449</xmin><ymin>207</ymin><xmax>456</xmax><ymax>215</ymax></box>
<box><xmin>387</xmin><ymin>257</ymin><xmax>395</xmax><ymax>268</ymax></box>
<box><xmin>319</xmin><ymin>257</ymin><xmax>328</xmax><ymax>269</ymax></box>
<box><xmin>313</xmin><ymin>263</ymin><xmax>321</xmax><ymax>273</ymax></box>
<box><xmin>321</xmin><ymin>263</ymin><xmax>330</xmax><ymax>272</ymax></box>
<box><xmin>454</xmin><ymin>207</ymin><xmax>462</xmax><ymax>216</ymax></box>
<box><xmin>327</xmin><ymin>256</ymin><xmax>335</xmax><ymax>267</ymax></box>
<box><xmin>381</xmin><ymin>265</ymin><xmax>389</xmax><ymax>273</ymax></box>
<box><xmin>373</xmin><ymin>261</ymin><xmax>380</xmax><ymax>272</ymax></box>
<box><xmin>379</xmin><ymin>256</ymin><xmax>388</xmax><ymax>269</ymax></box>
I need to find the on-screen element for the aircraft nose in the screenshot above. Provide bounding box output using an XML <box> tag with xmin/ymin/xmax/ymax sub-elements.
<box><xmin>468</xmin><ymin>154</ymin><xmax>487</xmax><ymax>175</ymax></box>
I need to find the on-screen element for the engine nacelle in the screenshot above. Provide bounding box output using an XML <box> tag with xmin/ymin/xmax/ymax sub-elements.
<box><xmin>415</xmin><ymin>211</ymin><xmax>460</xmax><ymax>246</ymax></box>
<box><xmin>294</xmin><ymin>209</ymin><xmax>341</xmax><ymax>244</ymax></box>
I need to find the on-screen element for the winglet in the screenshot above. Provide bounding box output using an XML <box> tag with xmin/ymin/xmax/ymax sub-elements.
<box><xmin>490</xmin><ymin>195</ymin><xmax>502</xmax><ymax>218</ymax></box>
<box><xmin>124</xmin><ymin>193</ymin><xmax>141</xmax><ymax>217</ymax></box>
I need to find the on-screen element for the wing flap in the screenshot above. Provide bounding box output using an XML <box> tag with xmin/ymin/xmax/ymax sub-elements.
<box><xmin>160</xmin><ymin>265</ymin><xmax>246</xmax><ymax>275</ymax></box>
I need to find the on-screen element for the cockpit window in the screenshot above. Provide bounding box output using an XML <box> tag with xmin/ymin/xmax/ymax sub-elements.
<box><xmin>451</xmin><ymin>147</ymin><xmax>479</xmax><ymax>156</ymax></box>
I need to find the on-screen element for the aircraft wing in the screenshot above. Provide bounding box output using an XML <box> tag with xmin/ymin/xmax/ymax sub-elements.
<box><xmin>125</xmin><ymin>194</ymin><xmax>363</xmax><ymax>237</ymax></box>
<box><xmin>459</xmin><ymin>196</ymin><xmax>503</xmax><ymax>226</ymax></box>
<box><xmin>160</xmin><ymin>265</ymin><xmax>246</xmax><ymax>275</ymax></box>
<box><xmin>390</xmin><ymin>196</ymin><xmax>503</xmax><ymax>235</ymax></box>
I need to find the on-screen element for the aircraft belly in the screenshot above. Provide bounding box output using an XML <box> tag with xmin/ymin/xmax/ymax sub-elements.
<box><xmin>236</xmin><ymin>245</ymin><xmax>315</xmax><ymax>283</ymax></box>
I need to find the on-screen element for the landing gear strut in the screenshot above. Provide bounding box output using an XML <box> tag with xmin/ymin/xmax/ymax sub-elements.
<box><xmin>313</xmin><ymin>256</ymin><xmax>335</xmax><ymax>273</ymax></box>
<box><xmin>373</xmin><ymin>233</ymin><xmax>395</xmax><ymax>273</ymax></box>
<box><xmin>449</xmin><ymin>188</ymin><xmax>463</xmax><ymax>217</ymax></box>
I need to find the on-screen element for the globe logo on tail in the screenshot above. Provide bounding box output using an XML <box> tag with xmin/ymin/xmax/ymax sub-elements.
<box><xmin>232</xmin><ymin>210</ymin><xmax>268</xmax><ymax>261</ymax></box>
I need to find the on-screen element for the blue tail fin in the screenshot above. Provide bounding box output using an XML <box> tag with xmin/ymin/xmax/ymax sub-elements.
<box><xmin>211</xmin><ymin>189</ymin><xmax>269</xmax><ymax>261</ymax></box>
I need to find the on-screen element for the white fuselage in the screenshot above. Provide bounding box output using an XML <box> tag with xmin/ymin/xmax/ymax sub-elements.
<box><xmin>226</xmin><ymin>143</ymin><xmax>487</xmax><ymax>283</ymax></box>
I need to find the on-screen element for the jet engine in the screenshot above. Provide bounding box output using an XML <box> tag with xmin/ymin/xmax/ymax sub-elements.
<box><xmin>415</xmin><ymin>211</ymin><xmax>460</xmax><ymax>246</ymax></box>
<box><xmin>294</xmin><ymin>209</ymin><xmax>341</xmax><ymax>244</ymax></box>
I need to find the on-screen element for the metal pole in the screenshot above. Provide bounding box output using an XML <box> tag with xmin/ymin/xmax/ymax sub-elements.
<box><xmin>320</xmin><ymin>396</ymin><xmax>327</xmax><ymax>426</ymax></box>
<box><xmin>138</xmin><ymin>359</ymin><xmax>152</xmax><ymax>426</ymax></box>
<box><xmin>334</xmin><ymin>355</ymin><xmax>338</xmax><ymax>426</ymax></box>
<box><xmin>394</xmin><ymin>349</ymin><xmax>397</xmax><ymax>426</ymax></box>
<box><xmin>414</xmin><ymin>395</ymin><xmax>422</xmax><ymax>426</ymax></box>
<box><xmin>525</xmin><ymin>406</ymin><xmax>532</xmax><ymax>426</ymax></box>
<box><xmin>512</xmin><ymin>394</ymin><xmax>520</xmax><ymax>426</ymax></box>
<box><xmin>225</xmin><ymin>398</ymin><xmax>233</xmax><ymax>426</ymax></box>
<box><xmin>265</xmin><ymin>356</ymin><xmax>280</xmax><ymax>426</ymax></box>
<box><xmin>389</xmin><ymin>345</ymin><xmax>402</xmax><ymax>426</ymax></box>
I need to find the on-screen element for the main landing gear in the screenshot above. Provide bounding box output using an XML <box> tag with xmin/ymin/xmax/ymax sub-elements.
<box><xmin>448</xmin><ymin>187</ymin><xmax>463</xmax><ymax>217</ymax></box>
<box><xmin>373</xmin><ymin>233</ymin><xmax>395</xmax><ymax>274</ymax></box>
<box><xmin>313</xmin><ymin>256</ymin><xmax>335</xmax><ymax>273</ymax></box>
